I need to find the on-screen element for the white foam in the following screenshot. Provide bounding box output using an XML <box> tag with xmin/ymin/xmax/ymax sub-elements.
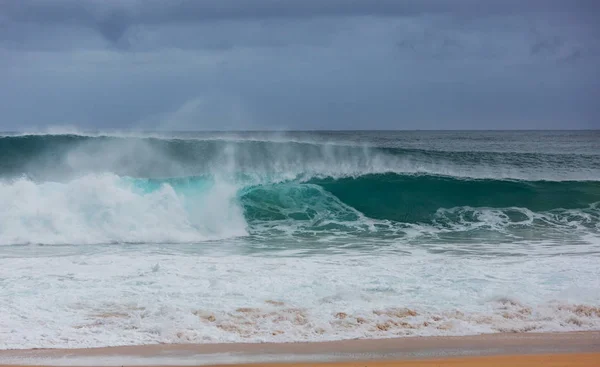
<box><xmin>0</xmin><ymin>246</ymin><xmax>599</xmax><ymax>349</ymax></box>
<box><xmin>0</xmin><ymin>174</ymin><xmax>247</xmax><ymax>245</ymax></box>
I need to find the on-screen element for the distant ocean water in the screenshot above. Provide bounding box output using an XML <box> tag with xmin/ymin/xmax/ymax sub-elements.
<box><xmin>0</xmin><ymin>130</ymin><xmax>599</xmax><ymax>349</ymax></box>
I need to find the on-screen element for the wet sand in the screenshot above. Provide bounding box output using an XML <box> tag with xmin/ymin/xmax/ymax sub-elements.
<box><xmin>5</xmin><ymin>354</ymin><xmax>600</xmax><ymax>367</ymax></box>
<box><xmin>0</xmin><ymin>331</ymin><xmax>598</xmax><ymax>366</ymax></box>
<box><xmin>207</xmin><ymin>354</ymin><xmax>600</xmax><ymax>367</ymax></box>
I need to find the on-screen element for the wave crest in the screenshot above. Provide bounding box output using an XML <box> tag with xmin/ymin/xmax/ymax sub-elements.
<box><xmin>1</xmin><ymin>134</ymin><xmax>599</xmax><ymax>181</ymax></box>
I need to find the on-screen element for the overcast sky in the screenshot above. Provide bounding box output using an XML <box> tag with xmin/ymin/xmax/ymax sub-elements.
<box><xmin>1</xmin><ymin>0</ymin><xmax>598</xmax><ymax>130</ymax></box>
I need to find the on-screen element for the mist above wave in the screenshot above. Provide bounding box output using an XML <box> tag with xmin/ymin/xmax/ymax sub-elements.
<box><xmin>0</xmin><ymin>174</ymin><xmax>247</xmax><ymax>245</ymax></box>
<box><xmin>1</xmin><ymin>134</ymin><xmax>598</xmax><ymax>181</ymax></box>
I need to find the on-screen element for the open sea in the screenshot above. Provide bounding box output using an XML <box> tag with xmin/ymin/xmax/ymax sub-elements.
<box><xmin>0</xmin><ymin>130</ymin><xmax>599</xmax><ymax>349</ymax></box>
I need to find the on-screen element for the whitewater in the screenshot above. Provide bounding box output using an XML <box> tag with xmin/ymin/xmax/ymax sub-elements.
<box><xmin>0</xmin><ymin>130</ymin><xmax>599</xmax><ymax>349</ymax></box>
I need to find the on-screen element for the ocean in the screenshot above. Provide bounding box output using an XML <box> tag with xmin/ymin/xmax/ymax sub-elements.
<box><xmin>0</xmin><ymin>130</ymin><xmax>599</xmax><ymax>349</ymax></box>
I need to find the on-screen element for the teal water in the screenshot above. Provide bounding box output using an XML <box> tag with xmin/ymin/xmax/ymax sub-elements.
<box><xmin>0</xmin><ymin>131</ymin><xmax>599</xmax><ymax>348</ymax></box>
<box><xmin>2</xmin><ymin>130</ymin><xmax>598</xmax><ymax>246</ymax></box>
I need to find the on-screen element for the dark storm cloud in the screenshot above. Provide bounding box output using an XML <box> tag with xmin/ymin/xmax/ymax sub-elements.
<box><xmin>3</xmin><ymin>0</ymin><xmax>597</xmax><ymax>45</ymax></box>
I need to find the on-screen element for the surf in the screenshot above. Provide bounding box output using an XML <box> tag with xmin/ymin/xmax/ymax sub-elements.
<box><xmin>1</xmin><ymin>172</ymin><xmax>598</xmax><ymax>246</ymax></box>
<box><xmin>1</xmin><ymin>131</ymin><xmax>599</xmax><ymax>349</ymax></box>
<box><xmin>1</xmin><ymin>133</ymin><xmax>599</xmax><ymax>245</ymax></box>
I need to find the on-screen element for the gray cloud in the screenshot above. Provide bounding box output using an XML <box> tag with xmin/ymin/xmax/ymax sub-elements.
<box><xmin>0</xmin><ymin>0</ymin><xmax>598</xmax><ymax>130</ymax></box>
<box><xmin>3</xmin><ymin>0</ymin><xmax>597</xmax><ymax>45</ymax></box>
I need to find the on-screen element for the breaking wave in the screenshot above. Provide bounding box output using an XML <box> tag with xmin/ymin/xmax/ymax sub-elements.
<box><xmin>1</xmin><ymin>172</ymin><xmax>598</xmax><ymax>245</ymax></box>
<box><xmin>0</xmin><ymin>134</ymin><xmax>599</xmax><ymax>245</ymax></box>
<box><xmin>1</xmin><ymin>132</ymin><xmax>599</xmax><ymax>349</ymax></box>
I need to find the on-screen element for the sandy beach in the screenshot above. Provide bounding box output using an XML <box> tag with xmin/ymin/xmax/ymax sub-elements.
<box><xmin>2</xmin><ymin>354</ymin><xmax>600</xmax><ymax>367</ymax></box>
<box><xmin>3</xmin><ymin>354</ymin><xmax>600</xmax><ymax>367</ymax></box>
<box><xmin>0</xmin><ymin>331</ymin><xmax>598</xmax><ymax>366</ymax></box>
<box><xmin>203</xmin><ymin>354</ymin><xmax>600</xmax><ymax>367</ymax></box>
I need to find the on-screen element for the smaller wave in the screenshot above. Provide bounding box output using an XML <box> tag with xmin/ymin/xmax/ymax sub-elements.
<box><xmin>434</xmin><ymin>205</ymin><xmax>600</xmax><ymax>233</ymax></box>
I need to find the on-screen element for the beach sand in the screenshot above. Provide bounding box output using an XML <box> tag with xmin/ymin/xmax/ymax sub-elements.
<box><xmin>3</xmin><ymin>354</ymin><xmax>600</xmax><ymax>367</ymax></box>
<box><xmin>0</xmin><ymin>332</ymin><xmax>598</xmax><ymax>366</ymax></box>
<box><xmin>205</xmin><ymin>354</ymin><xmax>600</xmax><ymax>367</ymax></box>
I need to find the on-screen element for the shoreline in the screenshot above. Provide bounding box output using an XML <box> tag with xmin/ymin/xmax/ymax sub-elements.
<box><xmin>0</xmin><ymin>331</ymin><xmax>598</xmax><ymax>366</ymax></box>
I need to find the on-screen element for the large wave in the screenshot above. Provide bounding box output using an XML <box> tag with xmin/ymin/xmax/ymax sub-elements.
<box><xmin>1</xmin><ymin>172</ymin><xmax>599</xmax><ymax>246</ymax></box>
<box><xmin>1</xmin><ymin>134</ymin><xmax>599</xmax><ymax>245</ymax></box>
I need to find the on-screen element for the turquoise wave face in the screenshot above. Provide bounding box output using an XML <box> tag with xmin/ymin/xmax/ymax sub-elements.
<box><xmin>309</xmin><ymin>174</ymin><xmax>600</xmax><ymax>222</ymax></box>
<box><xmin>122</xmin><ymin>174</ymin><xmax>600</xmax><ymax>241</ymax></box>
<box><xmin>1</xmin><ymin>132</ymin><xmax>599</xmax><ymax>245</ymax></box>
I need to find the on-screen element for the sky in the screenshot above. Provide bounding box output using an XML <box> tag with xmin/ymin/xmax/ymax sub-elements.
<box><xmin>0</xmin><ymin>0</ymin><xmax>599</xmax><ymax>131</ymax></box>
